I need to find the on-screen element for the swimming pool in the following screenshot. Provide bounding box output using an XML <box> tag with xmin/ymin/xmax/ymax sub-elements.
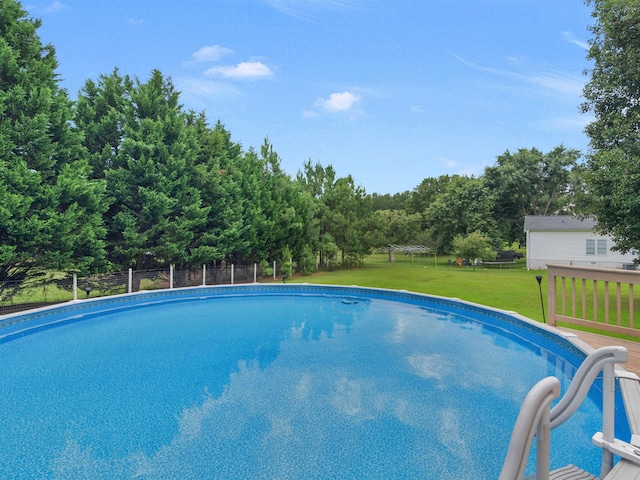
<box><xmin>0</xmin><ymin>284</ymin><xmax>631</xmax><ymax>479</ymax></box>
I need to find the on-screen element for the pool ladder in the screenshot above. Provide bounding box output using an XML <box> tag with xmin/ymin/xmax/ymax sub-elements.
<box><xmin>499</xmin><ymin>346</ymin><xmax>640</xmax><ymax>480</ymax></box>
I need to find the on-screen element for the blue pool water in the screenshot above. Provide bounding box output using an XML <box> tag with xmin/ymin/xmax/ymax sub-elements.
<box><xmin>0</xmin><ymin>285</ymin><xmax>629</xmax><ymax>479</ymax></box>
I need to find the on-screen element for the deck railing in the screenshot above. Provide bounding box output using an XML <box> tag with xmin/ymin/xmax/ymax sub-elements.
<box><xmin>547</xmin><ymin>264</ymin><xmax>640</xmax><ymax>338</ymax></box>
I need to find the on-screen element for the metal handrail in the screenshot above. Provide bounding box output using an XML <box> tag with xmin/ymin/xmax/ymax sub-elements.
<box><xmin>499</xmin><ymin>377</ymin><xmax>560</xmax><ymax>480</ymax></box>
<box><xmin>500</xmin><ymin>346</ymin><xmax>630</xmax><ymax>479</ymax></box>
<box><xmin>550</xmin><ymin>346</ymin><xmax>627</xmax><ymax>429</ymax></box>
<box><xmin>549</xmin><ymin>346</ymin><xmax>628</xmax><ymax>478</ymax></box>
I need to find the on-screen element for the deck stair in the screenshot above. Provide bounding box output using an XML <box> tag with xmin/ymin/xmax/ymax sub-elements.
<box><xmin>500</xmin><ymin>346</ymin><xmax>640</xmax><ymax>480</ymax></box>
<box><xmin>526</xmin><ymin>464</ymin><xmax>597</xmax><ymax>480</ymax></box>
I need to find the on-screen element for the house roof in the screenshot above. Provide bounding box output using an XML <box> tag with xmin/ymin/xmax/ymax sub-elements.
<box><xmin>524</xmin><ymin>215</ymin><xmax>596</xmax><ymax>231</ymax></box>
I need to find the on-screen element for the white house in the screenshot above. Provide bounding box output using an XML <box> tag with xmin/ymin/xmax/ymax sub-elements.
<box><xmin>524</xmin><ymin>215</ymin><xmax>637</xmax><ymax>270</ymax></box>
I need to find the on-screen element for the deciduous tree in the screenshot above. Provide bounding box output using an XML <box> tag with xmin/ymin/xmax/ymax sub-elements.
<box><xmin>423</xmin><ymin>176</ymin><xmax>498</xmax><ymax>253</ymax></box>
<box><xmin>484</xmin><ymin>146</ymin><xmax>579</xmax><ymax>244</ymax></box>
<box><xmin>374</xmin><ymin>210</ymin><xmax>424</xmax><ymax>246</ymax></box>
<box><xmin>582</xmin><ymin>0</ymin><xmax>640</xmax><ymax>260</ymax></box>
<box><xmin>452</xmin><ymin>231</ymin><xmax>495</xmax><ymax>271</ymax></box>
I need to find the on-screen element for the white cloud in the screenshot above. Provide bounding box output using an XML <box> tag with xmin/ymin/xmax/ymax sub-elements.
<box><xmin>536</xmin><ymin>113</ymin><xmax>592</xmax><ymax>132</ymax></box>
<box><xmin>439</xmin><ymin>157</ymin><xmax>459</xmax><ymax>169</ymax></box>
<box><xmin>127</xmin><ymin>18</ymin><xmax>144</xmax><ymax>25</ymax></box>
<box><xmin>526</xmin><ymin>70</ymin><xmax>585</xmax><ymax>96</ymax></box>
<box><xmin>175</xmin><ymin>78</ymin><xmax>242</xmax><ymax>99</ymax></box>
<box><xmin>562</xmin><ymin>31</ymin><xmax>589</xmax><ymax>50</ymax></box>
<box><xmin>410</xmin><ymin>105</ymin><xmax>423</xmax><ymax>114</ymax></box>
<box><xmin>452</xmin><ymin>53</ymin><xmax>585</xmax><ymax>97</ymax></box>
<box><xmin>205</xmin><ymin>61</ymin><xmax>274</xmax><ymax>79</ymax></box>
<box><xmin>44</xmin><ymin>1</ymin><xmax>67</xmax><ymax>13</ymax></box>
<box><xmin>314</xmin><ymin>91</ymin><xmax>361</xmax><ymax>112</ymax></box>
<box><xmin>261</xmin><ymin>0</ymin><xmax>361</xmax><ymax>18</ymax></box>
<box><xmin>192</xmin><ymin>45</ymin><xmax>234</xmax><ymax>62</ymax></box>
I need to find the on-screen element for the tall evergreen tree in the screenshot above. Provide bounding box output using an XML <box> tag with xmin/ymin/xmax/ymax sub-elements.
<box><xmin>73</xmin><ymin>68</ymin><xmax>132</xmax><ymax>180</ymax></box>
<box><xmin>297</xmin><ymin>161</ymin><xmax>378</xmax><ymax>266</ymax></box>
<box><xmin>233</xmin><ymin>139</ymin><xmax>314</xmax><ymax>264</ymax></box>
<box><xmin>75</xmin><ymin>69</ymin><xmax>209</xmax><ymax>270</ymax></box>
<box><xmin>189</xmin><ymin>115</ymin><xmax>248</xmax><ymax>262</ymax></box>
<box><xmin>258</xmin><ymin>139</ymin><xmax>313</xmax><ymax>264</ymax></box>
<box><xmin>0</xmin><ymin>0</ymin><xmax>107</xmax><ymax>286</ymax></box>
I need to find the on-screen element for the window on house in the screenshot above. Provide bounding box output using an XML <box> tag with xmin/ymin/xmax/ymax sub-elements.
<box><xmin>586</xmin><ymin>239</ymin><xmax>607</xmax><ymax>255</ymax></box>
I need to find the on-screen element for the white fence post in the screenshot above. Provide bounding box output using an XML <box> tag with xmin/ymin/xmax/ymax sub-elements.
<box><xmin>231</xmin><ymin>264</ymin><xmax>235</xmax><ymax>284</ymax></box>
<box><xmin>254</xmin><ymin>263</ymin><xmax>257</xmax><ymax>283</ymax></box>
<box><xmin>128</xmin><ymin>268</ymin><xmax>133</xmax><ymax>293</ymax></box>
<box><xmin>169</xmin><ymin>264</ymin><xmax>174</xmax><ymax>289</ymax></box>
<box><xmin>273</xmin><ymin>261</ymin><xmax>276</xmax><ymax>280</ymax></box>
<box><xmin>202</xmin><ymin>264</ymin><xmax>206</xmax><ymax>286</ymax></box>
<box><xmin>73</xmin><ymin>273</ymin><xmax>77</xmax><ymax>301</ymax></box>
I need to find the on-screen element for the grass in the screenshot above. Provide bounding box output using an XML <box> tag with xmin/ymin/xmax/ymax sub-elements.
<box><xmin>291</xmin><ymin>253</ymin><xmax>548</xmax><ymax>321</ymax></box>
<box><xmin>2</xmin><ymin>273</ymin><xmax>74</xmax><ymax>305</ymax></box>
<box><xmin>4</xmin><ymin>254</ymin><xmax>638</xmax><ymax>343</ymax></box>
<box><xmin>1</xmin><ymin>272</ymin><xmax>163</xmax><ymax>308</ymax></box>
<box><xmin>290</xmin><ymin>253</ymin><xmax>640</xmax><ymax>343</ymax></box>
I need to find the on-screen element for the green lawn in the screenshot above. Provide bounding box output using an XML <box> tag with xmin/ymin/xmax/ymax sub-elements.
<box><xmin>4</xmin><ymin>254</ymin><xmax>638</xmax><ymax>343</ymax></box>
<box><xmin>291</xmin><ymin>253</ymin><xmax>548</xmax><ymax>322</ymax></box>
<box><xmin>289</xmin><ymin>254</ymin><xmax>640</xmax><ymax>343</ymax></box>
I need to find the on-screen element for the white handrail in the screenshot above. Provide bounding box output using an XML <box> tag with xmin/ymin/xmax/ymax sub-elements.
<box><xmin>550</xmin><ymin>346</ymin><xmax>627</xmax><ymax>430</ymax></box>
<box><xmin>500</xmin><ymin>346</ymin><xmax>629</xmax><ymax>479</ymax></box>
<box><xmin>499</xmin><ymin>376</ymin><xmax>560</xmax><ymax>480</ymax></box>
<box><xmin>549</xmin><ymin>346</ymin><xmax>627</xmax><ymax>478</ymax></box>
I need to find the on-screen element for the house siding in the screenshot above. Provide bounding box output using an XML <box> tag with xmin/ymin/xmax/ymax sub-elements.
<box><xmin>525</xmin><ymin>220</ymin><xmax>636</xmax><ymax>270</ymax></box>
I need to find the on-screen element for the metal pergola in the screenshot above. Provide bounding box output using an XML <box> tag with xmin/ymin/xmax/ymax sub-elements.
<box><xmin>384</xmin><ymin>245</ymin><xmax>437</xmax><ymax>267</ymax></box>
<box><xmin>386</xmin><ymin>245</ymin><xmax>430</xmax><ymax>254</ymax></box>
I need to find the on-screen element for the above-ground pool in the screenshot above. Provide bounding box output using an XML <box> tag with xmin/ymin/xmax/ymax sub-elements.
<box><xmin>0</xmin><ymin>285</ymin><xmax>631</xmax><ymax>479</ymax></box>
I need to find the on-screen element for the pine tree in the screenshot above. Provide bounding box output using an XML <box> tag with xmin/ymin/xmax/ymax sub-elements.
<box><xmin>0</xmin><ymin>0</ymin><xmax>107</xmax><ymax>288</ymax></box>
<box><xmin>75</xmin><ymin>69</ymin><xmax>209</xmax><ymax>270</ymax></box>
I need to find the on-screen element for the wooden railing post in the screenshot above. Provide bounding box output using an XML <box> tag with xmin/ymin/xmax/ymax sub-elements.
<box><xmin>545</xmin><ymin>264</ymin><xmax>640</xmax><ymax>338</ymax></box>
<box><xmin>548</xmin><ymin>266</ymin><xmax>557</xmax><ymax>326</ymax></box>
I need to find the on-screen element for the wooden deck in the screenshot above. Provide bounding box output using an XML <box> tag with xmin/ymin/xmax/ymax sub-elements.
<box><xmin>559</xmin><ymin>327</ymin><xmax>640</xmax><ymax>376</ymax></box>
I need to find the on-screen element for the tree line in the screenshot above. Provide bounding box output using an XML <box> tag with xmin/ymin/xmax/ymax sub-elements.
<box><xmin>2</xmin><ymin>0</ymin><xmax>638</xmax><ymax>289</ymax></box>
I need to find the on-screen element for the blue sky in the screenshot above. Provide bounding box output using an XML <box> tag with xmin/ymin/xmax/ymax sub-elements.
<box><xmin>29</xmin><ymin>0</ymin><xmax>593</xmax><ymax>194</ymax></box>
